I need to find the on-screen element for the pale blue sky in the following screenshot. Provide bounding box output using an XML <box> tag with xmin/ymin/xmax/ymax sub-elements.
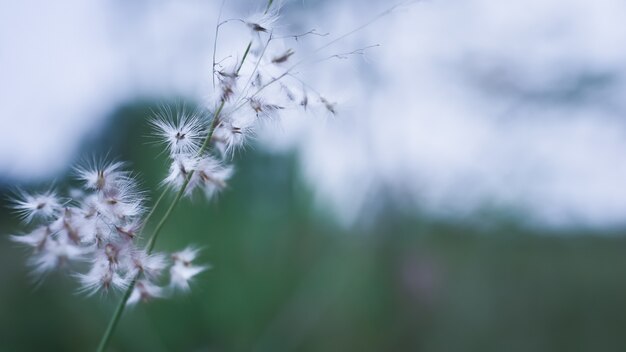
<box><xmin>2</xmin><ymin>0</ymin><xmax>626</xmax><ymax>228</ymax></box>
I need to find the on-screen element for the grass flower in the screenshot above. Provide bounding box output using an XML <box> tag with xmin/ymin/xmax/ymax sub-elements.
<box><xmin>150</xmin><ymin>108</ymin><xmax>206</xmax><ymax>156</ymax></box>
<box><xmin>170</xmin><ymin>247</ymin><xmax>207</xmax><ymax>291</ymax></box>
<box><xmin>245</xmin><ymin>6</ymin><xmax>281</xmax><ymax>35</ymax></box>
<box><xmin>6</xmin><ymin>0</ymin><xmax>395</xmax><ymax>349</ymax></box>
<box><xmin>11</xmin><ymin>190</ymin><xmax>62</xmax><ymax>223</ymax></box>
<box><xmin>211</xmin><ymin>118</ymin><xmax>254</xmax><ymax>157</ymax></box>
<box><xmin>128</xmin><ymin>280</ymin><xmax>166</xmax><ymax>305</ymax></box>
<box><xmin>75</xmin><ymin>160</ymin><xmax>129</xmax><ymax>193</ymax></box>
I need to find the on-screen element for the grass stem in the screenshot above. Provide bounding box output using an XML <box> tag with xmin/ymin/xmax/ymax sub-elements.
<box><xmin>94</xmin><ymin>1</ymin><xmax>274</xmax><ymax>349</ymax></box>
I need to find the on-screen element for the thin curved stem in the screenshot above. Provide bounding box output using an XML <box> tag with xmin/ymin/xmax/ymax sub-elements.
<box><xmin>95</xmin><ymin>278</ymin><xmax>137</xmax><ymax>352</ymax></box>
<box><xmin>145</xmin><ymin>102</ymin><xmax>225</xmax><ymax>254</ymax></box>
<box><xmin>95</xmin><ymin>102</ymin><xmax>226</xmax><ymax>352</ymax></box>
<box><xmin>143</xmin><ymin>189</ymin><xmax>167</xmax><ymax>228</ymax></box>
<box><xmin>95</xmin><ymin>2</ymin><xmax>275</xmax><ymax>351</ymax></box>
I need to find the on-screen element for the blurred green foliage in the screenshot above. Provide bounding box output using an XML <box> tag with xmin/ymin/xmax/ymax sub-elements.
<box><xmin>1</xmin><ymin>103</ymin><xmax>626</xmax><ymax>352</ymax></box>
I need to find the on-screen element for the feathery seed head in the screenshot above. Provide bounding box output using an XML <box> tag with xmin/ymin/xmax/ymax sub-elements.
<box><xmin>127</xmin><ymin>250</ymin><xmax>167</xmax><ymax>281</ymax></box>
<box><xmin>7</xmin><ymin>0</ymin><xmax>342</xmax><ymax>305</ymax></box>
<box><xmin>249</xmin><ymin>97</ymin><xmax>284</xmax><ymax>121</ymax></box>
<box><xmin>163</xmin><ymin>154</ymin><xmax>199</xmax><ymax>193</ymax></box>
<box><xmin>217</xmin><ymin>67</ymin><xmax>240</xmax><ymax>103</ymax></box>
<box><xmin>128</xmin><ymin>280</ymin><xmax>166</xmax><ymax>305</ymax></box>
<box><xmin>151</xmin><ymin>108</ymin><xmax>206</xmax><ymax>156</ymax></box>
<box><xmin>29</xmin><ymin>237</ymin><xmax>84</xmax><ymax>275</ymax></box>
<box><xmin>170</xmin><ymin>263</ymin><xmax>206</xmax><ymax>291</ymax></box>
<box><xmin>78</xmin><ymin>257</ymin><xmax>130</xmax><ymax>295</ymax></box>
<box><xmin>75</xmin><ymin>160</ymin><xmax>128</xmax><ymax>193</ymax></box>
<box><xmin>170</xmin><ymin>247</ymin><xmax>207</xmax><ymax>291</ymax></box>
<box><xmin>271</xmin><ymin>48</ymin><xmax>295</xmax><ymax>64</ymax></box>
<box><xmin>114</xmin><ymin>219</ymin><xmax>143</xmax><ymax>240</ymax></box>
<box><xmin>11</xmin><ymin>190</ymin><xmax>62</xmax><ymax>223</ymax></box>
<box><xmin>245</xmin><ymin>8</ymin><xmax>280</xmax><ymax>35</ymax></box>
<box><xmin>10</xmin><ymin>226</ymin><xmax>50</xmax><ymax>249</ymax></box>
<box><xmin>320</xmin><ymin>96</ymin><xmax>337</xmax><ymax>115</ymax></box>
<box><xmin>195</xmin><ymin>157</ymin><xmax>234</xmax><ymax>199</ymax></box>
<box><xmin>171</xmin><ymin>246</ymin><xmax>200</xmax><ymax>264</ymax></box>
<box><xmin>94</xmin><ymin>176</ymin><xmax>146</xmax><ymax>220</ymax></box>
<box><xmin>212</xmin><ymin>119</ymin><xmax>254</xmax><ymax>158</ymax></box>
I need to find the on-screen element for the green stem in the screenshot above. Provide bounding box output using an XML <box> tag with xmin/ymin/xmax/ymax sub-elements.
<box><xmin>95</xmin><ymin>278</ymin><xmax>137</xmax><ymax>352</ymax></box>
<box><xmin>146</xmin><ymin>173</ymin><xmax>192</xmax><ymax>253</ymax></box>
<box><xmin>96</xmin><ymin>109</ymin><xmax>225</xmax><ymax>352</ymax></box>
<box><xmin>238</xmin><ymin>42</ymin><xmax>252</xmax><ymax>73</ymax></box>
<box><xmin>95</xmin><ymin>107</ymin><xmax>224</xmax><ymax>352</ymax></box>
<box><xmin>237</xmin><ymin>0</ymin><xmax>273</xmax><ymax>74</ymax></box>
<box><xmin>144</xmin><ymin>189</ymin><xmax>166</xmax><ymax>227</ymax></box>
<box><xmin>95</xmin><ymin>2</ymin><xmax>274</xmax><ymax>350</ymax></box>
<box><xmin>147</xmin><ymin>99</ymin><xmax>226</xmax><ymax>254</ymax></box>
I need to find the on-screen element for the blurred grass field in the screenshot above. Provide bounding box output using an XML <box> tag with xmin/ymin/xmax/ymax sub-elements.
<box><xmin>1</xmin><ymin>103</ymin><xmax>626</xmax><ymax>352</ymax></box>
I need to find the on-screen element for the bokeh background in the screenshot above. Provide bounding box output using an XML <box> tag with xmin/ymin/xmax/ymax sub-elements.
<box><xmin>2</xmin><ymin>0</ymin><xmax>626</xmax><ymax>351</ymax></box>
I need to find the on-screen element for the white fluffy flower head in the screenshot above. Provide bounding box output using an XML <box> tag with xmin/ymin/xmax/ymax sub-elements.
<box><xmin>128</xmin><ymin>280</ymin><xmax>166</xmax><ymax>305</ymax></box>
<box><xmin>245</xmin><ymin>6</ymin><xmax>280</xmax><ymax>35</ymax></box>
<box><xmin>11</xmin><ymin>190</ymin><xmax>62</xmax><ymax>222</ymax></box>
<box><xmin>7</xmin><ymin>0</ymin><xmax>347</xmax><ymax>307</ymax></box>
<box><xmin>170</xmin><ymin>246</ymin><xmax>208</xmax><ymax>291</ymax></box>
<box><xmin>151</xmin><ymin>108</ymin><xmax>206</xmax><ymax>156</ymax></box>
<box><xmin>75</xmin><ymin>160</ymin><xmax>129</xmax><ymax>193</ymax></box>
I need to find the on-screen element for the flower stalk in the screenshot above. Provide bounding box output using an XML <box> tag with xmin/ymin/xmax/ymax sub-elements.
<box><xmin>94</xmin><ymin>3</ymin><xmax>272</xmax><ymax>351</ymax></box>
<box><xmin>7</xmin><ymin>0</ymin><xmax>379</xmax><ymax>349</ymax></box>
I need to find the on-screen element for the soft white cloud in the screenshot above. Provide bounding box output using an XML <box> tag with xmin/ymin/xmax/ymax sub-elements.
<box><xmin>0</xmin><ymin>0</ymin><xmax>221</xmax><ymax>180</ymax></box>
<box><xmin>2</xmin><ymin>0</ymin><xmax>626</xmax><ymax>228</ymax></box>
<box><xmin>269</xmin><ymin>0</ymin><xmax>626</xmax><ymax>227</ymax></box>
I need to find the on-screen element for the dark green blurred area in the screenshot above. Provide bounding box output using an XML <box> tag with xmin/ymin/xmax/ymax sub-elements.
<box><xmin>1</xmin><ymin>103</ymin><xmax>626</xmax><ymax>352</ymax></box>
